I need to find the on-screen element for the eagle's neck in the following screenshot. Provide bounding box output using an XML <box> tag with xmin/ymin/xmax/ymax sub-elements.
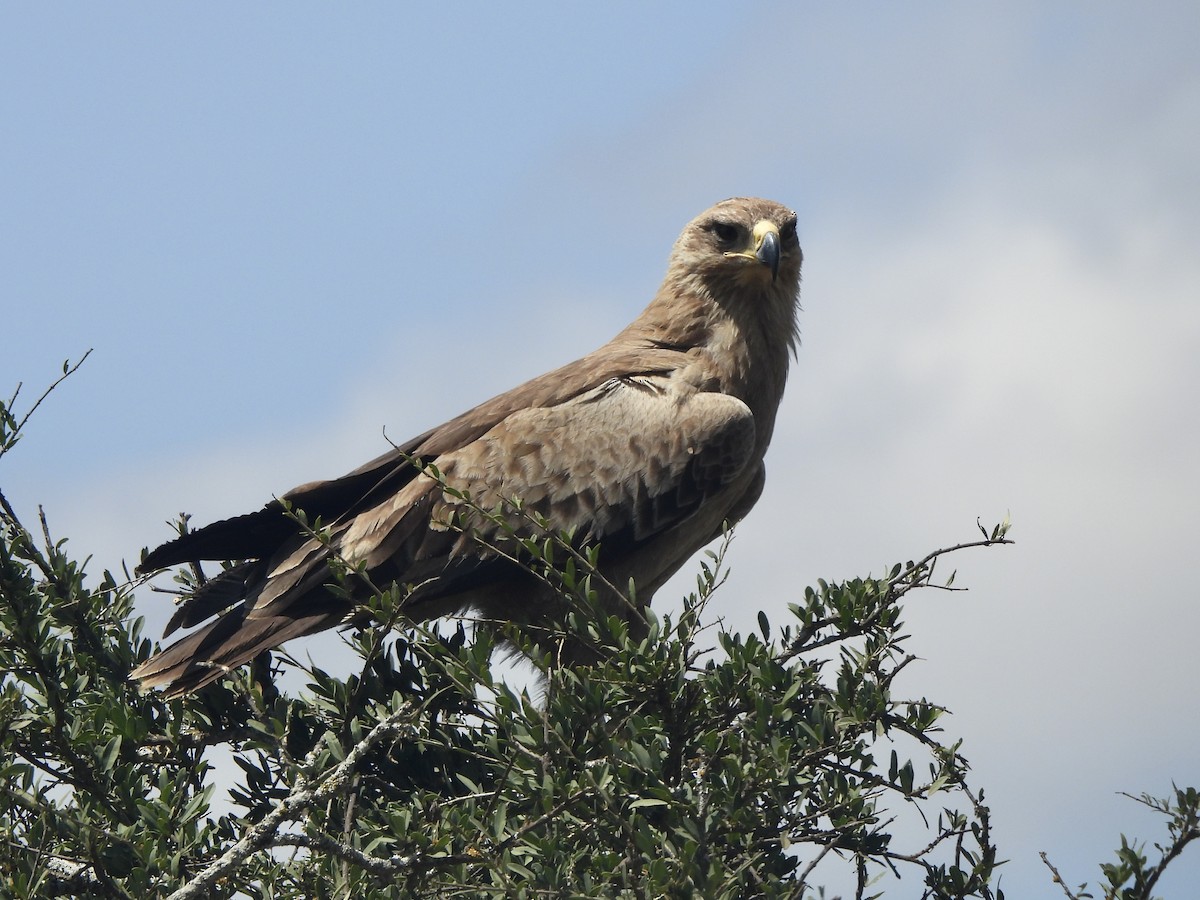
<box><xmin>618</xmin><ymin>276</ymin><xmax>798</xmax><ymax>446</ymax></box>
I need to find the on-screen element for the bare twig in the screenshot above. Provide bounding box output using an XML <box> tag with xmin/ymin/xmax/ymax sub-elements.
<box><xmin>795</xmin><ymin>838</ymin><xmax>840</xmax><ymax>887</ymax></box>
<box><xmin>1</xmin><ymin>350</ymin><xmax>92</xmax><ymax>459</ymax></box>
<box><xmin>1040</xmin><ymin>851</ymin><xmax>1082</xmax><ymax>899</ymax></box>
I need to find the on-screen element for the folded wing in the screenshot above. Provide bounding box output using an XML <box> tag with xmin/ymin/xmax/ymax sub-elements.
<box><xmin>133</xmin><ymin>371</ymin><xmax>755</xmax><ymax>693</ymax></box>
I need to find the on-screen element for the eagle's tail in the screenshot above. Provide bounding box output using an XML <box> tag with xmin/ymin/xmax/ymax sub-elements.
<box><xmin>131</xmin><ymin>602</ymin><xmax>345</xmax><ymax>697</ymax></box>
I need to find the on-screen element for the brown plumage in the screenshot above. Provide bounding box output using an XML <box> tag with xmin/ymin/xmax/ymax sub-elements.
<box><xmin>132</xmin><ymin>197</ymin><xmax>802</xmax><ymax>695</ymax></box>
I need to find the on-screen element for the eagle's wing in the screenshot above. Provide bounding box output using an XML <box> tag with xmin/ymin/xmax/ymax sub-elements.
<box><xmin>135</xmin><ymin>345</ymin><xmax>689</xmax><ymax>573</ymax></box>
<box><xmin>343</xmin><ymin>375</ymin><xmax>755</xmax><ymax>568</ymax></box>
<box><xmin>132</xmin><ymin>374</ymin><xmax>755</xmax><ymax>694</ymax></box>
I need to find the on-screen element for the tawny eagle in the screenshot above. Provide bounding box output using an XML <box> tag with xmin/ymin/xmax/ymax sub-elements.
<box><xmin>133</xmin><ymin>197</ymin><xmax>802</xmax><ymax>694</ymax></box>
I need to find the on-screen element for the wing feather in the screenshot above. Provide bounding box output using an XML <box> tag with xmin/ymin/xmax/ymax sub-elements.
<box><xmin>420</xmin><ymin>376</ymin><xmax>756</xmax><ymax>553</ymax></box>
<box><xmin>243</xmin><ymin>377</ymin><xmax>754</xmax><ymax>625</ymax></box>
<box><xmin>136</xmin><ymin>345</ymin><xmax>689</xmax><ymax>574</ymax></box>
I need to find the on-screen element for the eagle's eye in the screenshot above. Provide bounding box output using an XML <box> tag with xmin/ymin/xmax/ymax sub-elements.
<box><xmin>709</xmin><ymin>221</ymin><xmax>740</xmax><ymax>246</ymax></box>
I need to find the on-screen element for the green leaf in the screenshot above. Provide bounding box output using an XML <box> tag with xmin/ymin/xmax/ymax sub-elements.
<box><xmin>629</xmin><ymin>798</ymin><xmax>669</xmax><ymax>809</ymax></box>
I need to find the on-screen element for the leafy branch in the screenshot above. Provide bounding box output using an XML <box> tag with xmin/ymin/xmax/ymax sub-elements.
<box><xmin>1042</xmin><ymin>786</ymin><xmax>1200</xmax><ymax>900</ymax></box>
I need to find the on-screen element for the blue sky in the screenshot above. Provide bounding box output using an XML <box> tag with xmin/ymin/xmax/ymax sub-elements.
<box><xmin>4</xmin><ymin>4</ymin><xmax>1199</xmax><ymax>895</ymax></box>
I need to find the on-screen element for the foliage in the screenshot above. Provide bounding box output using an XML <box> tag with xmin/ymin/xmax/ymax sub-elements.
<box><xmin>1041</xmin><ymin>788</ymin><xmax>1200</xmax><ymax>900</ymax></box>
<box><xmin>1</xmin><ymin>362</ymin><xmax>1194</xmax><ymax>899</ymax></box>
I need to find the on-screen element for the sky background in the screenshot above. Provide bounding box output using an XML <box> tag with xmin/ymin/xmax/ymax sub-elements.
<box><xmin>4</xmin><ymin>3</ymin><xmax>1199</xmax><ymax>895</ymax></box>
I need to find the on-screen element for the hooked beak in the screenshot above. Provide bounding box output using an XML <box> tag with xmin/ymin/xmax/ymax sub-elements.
<box><xmin>755</xmin><ymin>224</ymin><xmax>781</xmax><ymax>282</ymax></box>
<box><xmin>725</xmin><ymin>220</ymin><xmax>783</xmax><ymax>282</ymax></box>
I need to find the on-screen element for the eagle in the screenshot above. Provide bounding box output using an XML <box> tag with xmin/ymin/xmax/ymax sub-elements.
<box><xmin>132</xmin><ymin>197</ymin><xmax>802</xmax><ymax>695</ymax></box>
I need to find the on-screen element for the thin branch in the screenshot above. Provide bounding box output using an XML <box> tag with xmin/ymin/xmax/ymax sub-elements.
<box><xmin>0</xmin><ymin>350</ymin><xmax>93</xmax><ymax>459</ymax></box>
<box><xmin>888</xmin><ymin>535</ymin><xmax>1013</xmax><ymax>597</ymax></box>
<box><xmin>269</xmin><ymin>832</ymin><xmax>475</xmax><ymax>877</ymax></box>
<box><xmin>794</xmin><ymin>836</ymin><xmax>843</xmax><ymax>887</ymax></box>
<box><xmin>1040</xmin><ymin>851</ymin><xmax>1082</xmax><ymax>899</ymax></box>
<box><xmin>1115</xmin><ymin>789</ymin><xmax>1200</xmax><ymax>899</ymax></box>
<box><xmin>165</xmin><ymin>702</ymin><xmax>418</xmax><ymax>900</ymax></box>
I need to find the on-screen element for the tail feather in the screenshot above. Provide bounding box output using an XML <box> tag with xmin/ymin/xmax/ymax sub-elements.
<box><xmin>137</xmin><ymin>447</ymin><xmax>426</xmax><ymax>575</ymax></box>
<box><xmin>163</xmin><ymin>562</ymin><xmax>261</xmax><ymax>637</ymax></box>
<box><xmin>137</xmin><ymin>506</ymin><xmax>294</xmax><ymax>574</ymax></box>
<box><xmin>132</xmin><ymin>601</ymin><xmax>346</xmax><ymax>697</ymax></box>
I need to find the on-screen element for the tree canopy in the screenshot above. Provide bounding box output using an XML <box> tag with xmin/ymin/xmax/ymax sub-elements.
<box><xmin>1</xmin><ymin>361</ymin><xmax>1195</xmax><ymax>899</ymax></box>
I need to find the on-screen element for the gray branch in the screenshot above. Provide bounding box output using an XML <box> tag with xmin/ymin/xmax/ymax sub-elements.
<box><xmin>164</xmin><ymin>702</ymin><xmax>417</xmax><ymax>900</ymax></box>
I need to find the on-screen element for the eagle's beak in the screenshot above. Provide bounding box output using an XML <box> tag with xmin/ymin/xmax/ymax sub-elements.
<box><xmin>753</xmin><ymin>221</ymin><xmax>781</xmax><ymax>282</ymax></box>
